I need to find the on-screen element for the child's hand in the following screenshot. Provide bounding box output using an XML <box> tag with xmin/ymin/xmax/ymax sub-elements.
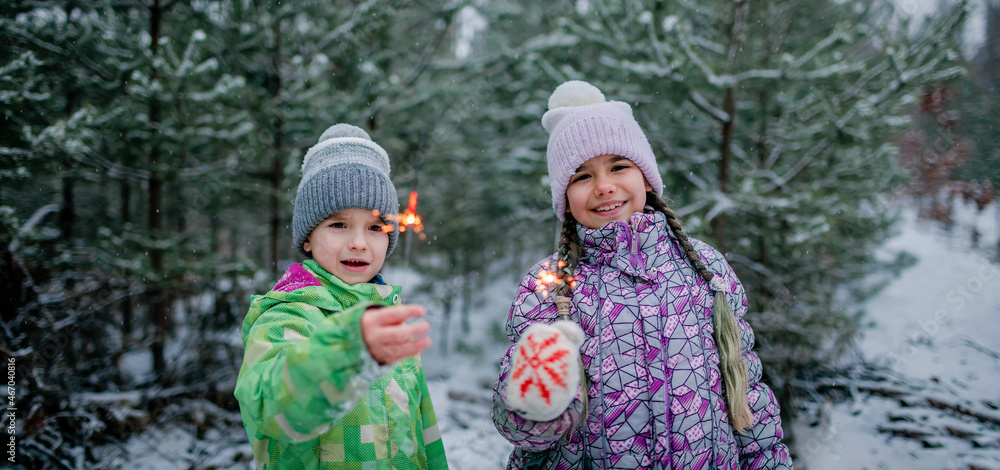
<box><xmin>505</xmin><ymin>320</ymin><xmax>585</xmax><ymax>421</ymax></box>
<box><xmin>361</xmin><ymin>304</ymin><xmax>432</xmax><ymax>365</ymax></box>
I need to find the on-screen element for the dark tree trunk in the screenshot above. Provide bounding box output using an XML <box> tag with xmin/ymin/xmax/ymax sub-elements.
<box><xmin>269</xmin><ymin>17</ymin><xmax>284</xmax><ymax>274</ymax></box>
<box><xmin>460</xmin><ymin>256</ymin><xmax>473</xmax><ymax>334</ymax></box>
<box><xmin>986</xmin><ymin>1</ymin><xmax>1000</xmax><ymax>92</ymax></box>
<box><xmin>148</xmin><ymin>0</ymin><xmax>169</xmax><ymax>380</ymax></box>
<box><xmin>439</xmin><ymin>295</ymin><xmax>453</xmax><ymax>354</ymax></box>
<box><xmin>711</xmin><ymin>1</ymin><xmax>747</xmax><ymax>255</ymax></box>
<box><xmin>60</xmin><ymin>176</ymin><xmax>74</xmax><ymax>242</ymax></box>
<box><xmin>712</xmin><ymin>86</ymin><xmax>734</xmax><ymax>254</ymax></box>
<box><xmin>59</xmin><ymin>2</ymin><xmax>78</xmax><ymax>249</ymax></box>
<box><xmin>120</xmin><ymin>179</ymin><xmax>132</xmax><ymax>340</ymax></box>
<box><xmin>173</xmin><ymin>180</ymin><xmax>185</xmax><ymax>234</ymax></box>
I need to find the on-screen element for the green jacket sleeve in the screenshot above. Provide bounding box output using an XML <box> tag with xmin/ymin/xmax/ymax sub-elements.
<box><xmin>416</xmin><ymin>363</ymin><xmax>449</xmax><ymax>468</ymax></box>
<box><xmin>234</xmin><ymin>297</ymin><xmax>389</xmax><ymax>443</ymax></box>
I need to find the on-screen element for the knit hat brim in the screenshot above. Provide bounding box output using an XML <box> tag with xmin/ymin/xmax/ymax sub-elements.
<box><xmin>292</xmin><ymin>165</ymin><xmax>399</xmax><ymax>258</ymax></box>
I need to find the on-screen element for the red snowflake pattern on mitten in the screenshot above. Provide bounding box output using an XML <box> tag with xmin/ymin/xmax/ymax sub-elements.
<box><xmin>513</xmin><ymin>331</ymin><xmax>570</xmax><ymax>404</ymax></box>
<box><xmin>505</xmin><ymin>320</ymin><xmax>584</xmax><ymax>421</ymax></box>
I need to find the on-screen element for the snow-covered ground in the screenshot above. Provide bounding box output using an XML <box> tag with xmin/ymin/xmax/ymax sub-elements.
<box><xmin>416</xmin><ymin>275</ymin><xmax>517</xmax><ymax>470</ymax></box>
<box><xmin>794</xmin><ymin>199</ymin><xmax>1000</xmax><ymax>469</ymax></box>
<box><xmin>96</xmin><ymin>198</ymin><xmax>1000</xmax><ymax>470</ymax></box>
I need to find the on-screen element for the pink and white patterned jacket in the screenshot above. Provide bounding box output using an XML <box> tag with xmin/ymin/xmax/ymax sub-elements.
<box><xmin>491</xmin><ymin>211</ymin><xmax>792</xmax><ymax>470</ymax></box>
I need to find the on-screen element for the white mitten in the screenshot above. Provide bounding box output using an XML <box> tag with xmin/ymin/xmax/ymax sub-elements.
<box><xmin>505</xmin><ymin>320</ymin><xmax>585</xmax><ymax>421</ymax></box>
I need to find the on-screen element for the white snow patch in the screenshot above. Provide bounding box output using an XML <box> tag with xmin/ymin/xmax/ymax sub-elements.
<box><xmin>795</xmin><ymin>199</ymin><xmax>1000</xmax><ymax>469</ymax></box>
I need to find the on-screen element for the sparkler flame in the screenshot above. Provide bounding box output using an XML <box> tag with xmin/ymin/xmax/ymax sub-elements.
<box><xmin>534</xmin><ymin>259</ymin><xmax>576</xmax><ymax>299</ymax></box>
<box><xmin>407</xmin><ymin>191</ymin><xmax>418</xmax><ymax>214</ymax></box>
<box><xmin>391</xmin><ymin>190</ymin><xmax>423</xmax><ymax>236</ymax></box>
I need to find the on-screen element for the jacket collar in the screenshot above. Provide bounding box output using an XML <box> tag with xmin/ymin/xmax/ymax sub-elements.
<box><xmin>263</xmin><ymin>260</ymin><xmax>400</xmax><ymax>310</ymax></box>
<box><xmin>302</xmin><ymin>259</ymin><xmax>400</xmax><ymax>306</ymax></box>
<box><xmin>577</xmin><ymin>210</ymin><xmax>675</xmax><ymax>281</ymax></box>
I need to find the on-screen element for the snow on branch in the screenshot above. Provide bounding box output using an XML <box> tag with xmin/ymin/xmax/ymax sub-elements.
<box><xmin>75</xmin><ymin>152</ymin><xmax>151</xmax><ymax>182</ymax></box>
<box><xmin>557</xmin><ymin>18</ymin><xmax>616</xmax><ymax>50</ymax></box>
<box><xmin>731</xmin><ymin>69</ymin><xmax>783</xmax><ymax>81</ymax></box>
<box><xmin>0</xmin><ymin>147</ymin><xmax>31</xmax><ymax>157</ymax></box>
<box><xmin>517</xmin><ymin>31</ymin><xmax>581</xmax><ymax>55</ymax></box>
<box><xmin>683</xmin><ymin>168</ymin><xmax>712</xmax><ymax>192</ymax></box>
<box><xmin>790</xmin><ymin>29</ymin><xmax>851</xmax><ymax>70</ymax></box>
<box><xmin>839</xmin><ymin>61</ymin><xmax>890</xmax><ymax>102</ymax></box>
<box><xmin>703</xmin><ymin>190</ymin><xmax>736</xmax><ymax>224</ymax></box>
<box><xmin>762</xmin><ymin>138</ymin><xmax>830</xmax><ymax>192</ymax></box>
<box><xmin>316</xmin><ymin>0</ymin><xmax>384</xmax><ymax>51</ymax></box>
<box><xmin>676</xmin><ymin>22</ymin><xmax>728</xmax><ymax>87</ymax></box>
<box><xmin>643</xmin><ymin>13</ymin><xmax>674</xmax><ymax>69</ymax></box>
<box><xmin>675</xmin><ymin>198</ymin><xmax>710</xmax><ymax>218</ymax></box>
<box><xmin>688</xmin><ymin>90</ymin><xmax>729</xmax><ymax>123</ymax></box>
<box><xmin>786</xmin><ymin>62</ymin><xmax>866</xmax><ymax>81</ymax></box>
<box><xmin>599</xmin><ymin>56</ymin><xmax>680</xmax><ymax>80</ymax></box>
<box><xmin>8</xmin><ymin>204</ymin><xmax>61</xmax><ymax>251</ymax></box>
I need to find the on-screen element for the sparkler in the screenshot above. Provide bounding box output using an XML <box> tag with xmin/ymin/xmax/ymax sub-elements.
<box><xmin>534</xmin><ymin>260</ymin><xmax>575</xmax><ymax>319</ymax></box>
<box><xmin>534</xmin><ymin>256</ymin><xmax>587</xmax><ymax>420</ymax></box>
<box><xmin>381</xmin><ymin>191</ymin><xmax>425</xmax><ymax>284</ymax></box>
<box><xmin>378</xmin><ymin>191</ymin><xmax>424</xmax><ymax>236</ymax></box>
<box><xmin>397</xmin><ymin>191</ymin><xmax>423</xmax><ymax>236</ymax></box>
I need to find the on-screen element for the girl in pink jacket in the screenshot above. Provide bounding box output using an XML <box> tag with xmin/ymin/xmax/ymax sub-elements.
<box><xmin>491</xmin><ymin>81</ymin><xmax>792</xmax><ymax>469</ymax></box>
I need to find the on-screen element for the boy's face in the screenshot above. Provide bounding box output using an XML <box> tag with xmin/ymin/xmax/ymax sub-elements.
<box><xmin>303</xmin><ymin>208</ymin><xmax>390</xmax><ymax>285</ymax></box>
<box><xmin>565</xmin><ymin>154</ymin><xmax>652</xmax><ymax>229</ymax></box>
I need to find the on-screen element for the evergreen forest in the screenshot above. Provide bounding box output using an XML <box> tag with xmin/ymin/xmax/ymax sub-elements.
<box><xmin>2</xmin><ymin>0</ymin><xmax>999</xmax><ymax>467</ymax></box>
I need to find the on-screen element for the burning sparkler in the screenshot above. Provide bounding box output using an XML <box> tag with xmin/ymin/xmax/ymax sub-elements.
<box><xmin>534</xmin><ymin>260</ymin><xmax>575</xmax><ymax>298</ymax></box>
<box><xmin>535</xmin><ymin>259</ymin><xmax>576</xmax><ymax>321</ymax></box>
<box><xmin>398</xmin><ymin>191</ymin><xmax>423</xmax><ymax>236</ymax></box>
<box><xmin>374</xmin><ymin>191</ymin><xmax>425</xmax><ymax>237</ymax></box>
<box><xmin>379</xmin><ymin>190</ymin><xmax>426</xmax><ymax>283</ymax></box>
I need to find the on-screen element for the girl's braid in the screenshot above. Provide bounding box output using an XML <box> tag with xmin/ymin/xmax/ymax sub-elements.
<box><xmin>647</xmin><ymin>195</ymin><xmax>715</xmax><ymax>284</ymax></box>
<box><xmin>647</xmin><ymin>192</ymin><xmax>755</xmax><ymax>434</ymax></box>
<box><xmin>556</xmin><ymin>213</ymin><xmax>587</xmax><ymax>431</ymax></box>
<box><xmin>556</xmin><ymin>214</ymin><xmax>582</xmax><ymax>301</ymax></box>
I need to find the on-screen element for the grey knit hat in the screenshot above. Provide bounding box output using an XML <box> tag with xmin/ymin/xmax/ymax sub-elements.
<box><xmin>292</xmin><ymin>123</ymin><xmax>399</xmax><ymax>258</ymax></box>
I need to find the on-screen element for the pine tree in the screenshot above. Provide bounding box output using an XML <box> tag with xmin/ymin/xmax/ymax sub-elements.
<box><xmin>1</xmin><ymin>2</ymin><xmax>254</xmax><ymax>465</ymax></box>
<box><xmin>638</xmin><ymin>0</ymin><xmax>968</xmax><ymax>422</ymax></box>
<box><xmin>395</xmin><ymin>1</ymin><xmax>569</xmax><ymax>346</ymax></box>
<box><xmin>462</xmin><ymin>0</ymin><xmax>970</xmax><ymax>425</ymax></box>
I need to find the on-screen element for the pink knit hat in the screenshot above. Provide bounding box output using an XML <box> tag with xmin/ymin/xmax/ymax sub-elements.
<box><xmin>541</xmin><ymin>80</ymin><xmax>663</xmax><ymax>219</ymax></box>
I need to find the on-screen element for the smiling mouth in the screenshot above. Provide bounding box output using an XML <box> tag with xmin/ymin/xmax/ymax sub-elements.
<box><xmin>342</xmin><ymin>260</ymin><xmax>370</xmax><ymax>267</ymax></box>
<box><xmin>594</xmin><ymin>202</ymin><xmax>625</xmax><ymax>212</ymax></box>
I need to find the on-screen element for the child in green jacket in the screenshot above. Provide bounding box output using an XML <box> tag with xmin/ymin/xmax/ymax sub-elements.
<box><xmin>234</xmin><ymin>123</ymin><xmax>448</xmax><ymax>469</ymax></box>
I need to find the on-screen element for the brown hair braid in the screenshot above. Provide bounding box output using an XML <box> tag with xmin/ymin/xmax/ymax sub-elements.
<box><xmin>647</xmin><ymin>192</ymin><xmax>754</xmax><ymax>434</ymax></box>
<box><xmin>556</xmin><ymin>213</ymin><xmax>583</xmax><ymax>302</ymax></box>
<box><xmin>554</xmin><ymin>213</ymin><xmax>586</xmax><ymax>432</ymax></box>
<box><xmin>555</xmin><ymin>193</ymin><xmax>754</xmax><ymax>435</ymax></box>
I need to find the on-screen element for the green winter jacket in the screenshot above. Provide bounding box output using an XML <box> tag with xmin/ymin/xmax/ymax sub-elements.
<box><xmin>234</xmin><ymin>259</ymin><xmax>448</xmax><ymax>470</ymax></box>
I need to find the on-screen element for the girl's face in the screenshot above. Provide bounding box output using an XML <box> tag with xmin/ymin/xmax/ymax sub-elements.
<box><xmin>303</xmin><ymin>208</ymin><xmax>390</xmax><ymax>284</ymax></box>
<box><xmin>566</xmin><ymin>154</ymin><xmax>652</xmax><ymax>229</ymax></box>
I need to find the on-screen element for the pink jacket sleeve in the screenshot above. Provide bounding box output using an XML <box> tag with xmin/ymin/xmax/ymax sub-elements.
<box><xmin>490</xmin><ymin>264</ymin><xmax>586</xmax><ymax>451</ymax></box>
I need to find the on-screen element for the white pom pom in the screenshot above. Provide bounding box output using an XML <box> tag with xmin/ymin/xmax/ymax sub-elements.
<box><xmin>318</xmin><ymin>123</ymin><xmax>370</xmax><ymax>143</ymax></box>
<box><xmin>548</xmin><ymin>80</ymin><xmax>606</xmax><ymax>110</ymax></box>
